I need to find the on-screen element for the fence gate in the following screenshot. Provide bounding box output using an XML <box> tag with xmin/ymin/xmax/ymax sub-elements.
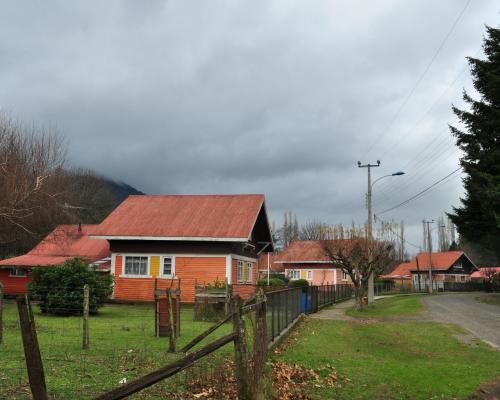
<box><xmin>154</xmin><ymin>288</ymin><xmax>181</xmax><ymax>338</ymax></box>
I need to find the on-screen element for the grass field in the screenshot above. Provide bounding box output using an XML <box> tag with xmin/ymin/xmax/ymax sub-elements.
<box><xmin>276</xmin><ymin>295</ymin><xmax>500</xmax><ymax>399</ymax></box>
<box><xmin>346</xmin><ymin>294</ymin><xmax>424</xmax><ymax>317</ymax></box>
<box><xmin>476</xmin><ymin>293</ymin><xmax>500</xmax><ymax>307</ymax></box>
<box><xmin>0</xmin><ymin>300</ymin><xmax>233</xmax><ymax>399</ymax></box>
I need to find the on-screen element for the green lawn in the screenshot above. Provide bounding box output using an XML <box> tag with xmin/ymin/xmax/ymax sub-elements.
<box><xmin>276</xmin><ymin>294</ymin><xmax>500</xmax><ymax>399</ymax></box>
<box><xmin>476</xmin><ymin>293</ymin><xmax>500</xmax><ymax>307</ymax></box>
<box><xmin>0</xmin><ymin>301</ymin><xmax>233</xmax><ymax>399</ymax></box>
<box><xmin>346</xmin><ymin>295</ymin><xmax>424</xmax><ymax>317</ymax></box>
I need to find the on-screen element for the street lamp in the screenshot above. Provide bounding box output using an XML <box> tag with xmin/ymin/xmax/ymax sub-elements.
<box><xmin>357</xmin><ymin>161</ymin><xmax>405</xmax><ymax>304</ymax></box>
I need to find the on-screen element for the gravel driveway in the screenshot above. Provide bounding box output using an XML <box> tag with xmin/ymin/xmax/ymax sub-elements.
<box><xmin>422</xmin><ymin>292</ymin><xmax>500</xmax><ymax>349</ymax></box>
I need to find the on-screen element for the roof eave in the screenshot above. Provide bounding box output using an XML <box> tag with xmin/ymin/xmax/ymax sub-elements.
<box><xmin>90</xmin><ymin>235</ymin><xmax>249</xmax><ymax>242</ymax></box>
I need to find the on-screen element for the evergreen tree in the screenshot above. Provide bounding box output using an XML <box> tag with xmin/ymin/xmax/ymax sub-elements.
<box><xmin>448</xmin><ymin>26</ymin><xmax>500</xmax><ymax>260</ymax></box>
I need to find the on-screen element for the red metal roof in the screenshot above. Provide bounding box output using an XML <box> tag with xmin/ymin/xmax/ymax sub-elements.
<box><xmin>0</xmin><ymin>225</ymin><xmax>110</xmax><ymax>267</ymax></box>
<box><xmin>91</xmin><ymin>194</ymin><xmax>265</xmax><ymax>239</ymax></box>
<box><xmin>381</xmin><ymin>262</ymin><xmax>413</xmax><ymax>280</ymax></box>
<box><xmin>471</xmin><ymin>267</ymin><xmax>500</xmax><ymax>279</ymax></box>
<box><xmin>409</xmin><ymin>251</ymin><xmax>464</xmax><ymax>271</ymax></box>
<box><xmin>274</xmin><ymin>240</ymin><xmax>333</xmax><ymax>263</ymax></box>
<box><xmin>384</xmin><ymin>251</ymin><xmax>472</xmax><ymax>279</ymax></box>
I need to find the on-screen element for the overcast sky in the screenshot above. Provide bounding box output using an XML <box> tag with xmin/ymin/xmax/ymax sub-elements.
<box><xmin>0</xmin><ymin>1</ymin><xmax>498</xmax><ymax>253</ymax></box>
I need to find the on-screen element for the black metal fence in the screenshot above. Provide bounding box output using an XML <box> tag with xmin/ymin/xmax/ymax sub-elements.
<box><xmin>317</xmin><ymin>284</ymin><xmax>354</xmax><ymax>309</ymax></box>
<box><xmin>266</xmin><ymin>284</ymin><xmax>354</xmax><ymax>343</ymax></box>
<box><xmin>266</xmin><ymin>287</ymin><xmax>302</xmax><ymax>342</ymax></box>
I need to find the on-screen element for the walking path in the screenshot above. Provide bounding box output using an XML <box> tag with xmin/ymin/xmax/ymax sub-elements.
<box><xmin>311</xmin><ymin>292</ymin><xmax>500</xmax><ymax>349</ymax></box>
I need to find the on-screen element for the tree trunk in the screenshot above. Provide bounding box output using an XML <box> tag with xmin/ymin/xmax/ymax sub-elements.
<box><xmin>354</xmin><ymin>281</ymin><xmax>368</xmax><ymax>310</ymax></box>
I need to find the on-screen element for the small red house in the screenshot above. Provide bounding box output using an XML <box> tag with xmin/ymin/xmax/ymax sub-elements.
<box><xmin>384</xmin><ymin>251</ymin><xmax>478</xmax><ymax>289</ymax></box>
<box><xmin>91</xmin><ymin>194</ymin><xmax>274</xmax><ymax>303</ymax></box>
<box><xmin>0</xmin><ymin>224</ymin><xmax>110</xmax><ymax>296</ymax></box>
<box><xmin>274</xmin><ymin>240</ymin><xmax>351</xmax><ymax>285</ymax></box>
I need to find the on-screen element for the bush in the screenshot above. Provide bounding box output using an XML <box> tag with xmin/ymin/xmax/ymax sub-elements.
<box><xmin>288</xmin><ymin>279</ymin><xmax>309</xmax><ymax>287</ymax></box>
<box><xmin>28</xmin><ymin>257</ymin><xmax>113</xmax><ymax>315</ymax></box>
<box><xmin>257</xmin><ymin>277</ymin><xmax>288</xmax><ymax>286</ymax></box>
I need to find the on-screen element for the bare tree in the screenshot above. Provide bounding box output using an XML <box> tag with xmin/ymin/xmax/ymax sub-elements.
<box><xmin>299</xmin><ymin>220</ymin><xmax>328</xmax><ymax>240</ymax></box>
<box><xmin>0</xmin><ymin>115</ymin><xmax>72</xmax><ymax>254</ymax></box>
<box><xmin>321</xmin><ymin>225</ymin><xmax>397</xmax><ymax>310</ymax></box>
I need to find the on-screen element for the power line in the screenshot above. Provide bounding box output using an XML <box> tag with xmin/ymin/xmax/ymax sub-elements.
<box><xmin>361</xmin><ymin>0</ymin><xmax>472</xmax><ymax>159</ymax></box>
<box><xmin>375</xmin><ymin>167</ymin><xmax>462</xmax><ymax>216</ymax></box>
<box><xmin>374</xmin><ymin>216</ymin><xmax>421</xmax><ymax>249</ymax></box>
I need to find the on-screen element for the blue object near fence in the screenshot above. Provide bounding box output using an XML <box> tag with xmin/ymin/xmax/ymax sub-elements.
<box><xmin>301</xmin><ymin>291</ymin><xmax>308</xmax><ymax>313</ymax></box>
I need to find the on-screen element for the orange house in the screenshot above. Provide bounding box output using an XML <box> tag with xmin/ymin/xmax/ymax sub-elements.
<box><xmin>91</xmin><ymin>194</ymin><xmax>274</xmax><ymax>303</ymax></box>
<box><xmin>0</xmin><ymin>224</ymin><xmax>110</xmax><ymax>296</ymax></box>
<box><xmin>274</xmin><ymin>240</ymin><xmax>351</xmax><ymax>285</ymax></box>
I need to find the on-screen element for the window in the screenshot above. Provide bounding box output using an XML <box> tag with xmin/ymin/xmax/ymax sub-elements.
<box><xmin>162</xmin><ymin>257</ymin><xmax>174</xmax><ymax>277</ymax></box>
<box><xmin>290</xmin><ymin>270</ymin><xmax>300</xmax><ymax>280</ymax></box>
<box><xmin>342</xmin><ymin>271</ymin><xmax>348</xmax><ymax>281</ymax></box>
<box><xmin>454</xmin><ymin>262</ymin><xmax>463</xmax><ymax>270</ymax></box>
<box><xmin>124</xmin><ymin>256</ymin><xmax>148</xmax><ymax>276</ymax></box>
<box><xmin>237</xmin><ymin>260</ymin><xmax>244</xmax><ymax>283</ymax></box>
<box><xmin>246</xmin><ymin>262</ymin><xmax>253</xmax><ymax>283</ymax></box>
<box><xmin>450</xmin><ymin>275</ymin><xmax>456</xmax><ymax>282</ymax></box>
<box><xmin>9</xmin><ymin>267</ymin><xmax>26</xmax><ymax>277</ymax></box>
<box><xmin>460</xmin><ymin>275</ymin><xmax>465</xmax><ymax>283</ymax></box>
<box><xmin>307</xmin><ymin>270</ymin><xmax>313</xmax><ymax>280</ymax></box>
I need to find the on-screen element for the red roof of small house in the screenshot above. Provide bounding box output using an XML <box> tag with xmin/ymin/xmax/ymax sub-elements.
<box><xmin>471</xmin><ymin>267</ymin><xmax>500</xmax><ymax>279</ymax></box>
<box><xmin>91</xmin><ymin>194</ymin><xmax>267</xmax><ymax>241</ymax></box>
<box><xmin>0</xmin><ymin>225</ymin><xmax>110</xmax><ymax>268</ymax></box>
<box><xmin>409</xmin><ymin>251</ymin><xmax>465</xmax><ymax>271</ymax></box>
<box><xmin>257</xmin><ymin>252</ymin><xmax>284</xmax><ymax>272</ymax></box>
<box><xmin>381</xmin><ymin>262</ymin><xmax>413</xmax><ymax>280</ymax></box>
<box><xmin>274</xmin><ymin>240</ymin><xmax>333</xmax><ymax>264</ymax></box>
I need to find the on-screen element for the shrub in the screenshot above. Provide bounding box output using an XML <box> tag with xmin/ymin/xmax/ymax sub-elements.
<box><xmin>257</xmin><ymin>277</ymin><xmax>288</xmax><ymax>286</ymax></box>
<box><xmin>288</xmin><ymin>279</ymin><xmax>309</xmax><ymax>287</ymax></box>
<box><xmin>29</xmin><ymin>257</ymin><xmax>113</xmax><ymax>315</ymax></box>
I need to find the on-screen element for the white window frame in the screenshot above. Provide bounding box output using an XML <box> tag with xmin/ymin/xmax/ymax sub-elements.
<box><xmin>342</xmin><ymin>271</ymin><xmax>348</xmax><ymax>281</ymax></box>
<box><xmin>290</xmin><ymin>270</ymin><xmax>300</xmax><ymax>280</ymax></box>
<box><xmin>9</xmin><ymin>267</ymin><xmax>27</xmax><ymax>277</ymax></box>
<box><xmin>237</xmin><ymin>260</ymin><xmax>244</xmax><ymax>283</ymax></box>
<box><xmin>246</xmin><ymin>261</ymin><xmax>253</xmax><ymax>284</ymax></box>
<box><xmin>161</xmin><ymin>256</ymin><xmax>175</xmax><ymax>278</ymax></box>
<box><xmin>122</xmin><ymin>255</ymin><xmax>150</xmax><ymax>278</ymax></box>
<box><xmin>307</xmin><ymin>270</ymin><xmax>313</xmax><ymax>280</ymax></box>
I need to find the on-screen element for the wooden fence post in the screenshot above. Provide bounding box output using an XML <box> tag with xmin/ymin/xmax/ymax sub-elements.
<box><xmin>253</xmin><ymin>289</ymin><xmax>267</xmax><ymax>397</ymax></box>
<box><xmin>0</xmin><ymin>282</ymin><xmax>3</xmax><ymax>345</ymax></box>
<box><xmin>167</xmin><ymin>289</ymin><xmax>176</xmax><ymax>353</ymax></box>
<box><xmin>232</xmin><ymin>296</ymin><xmax>250</xmax><ymax>400</ymax></box>
<box><xmin>83</xmin><ymin>284</ymin><xmax>90</xmax><ymax>350</ymax></box>
<box><xmin>17</xmin><ymin>295</ymin><xmax>48</xmax><ymax>400</ymax></box>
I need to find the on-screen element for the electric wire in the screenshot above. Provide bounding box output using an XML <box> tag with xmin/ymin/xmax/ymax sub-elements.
<box><xmin>375</xmin><ymin>167</ymin><xmax>462</xmax><ymax>216</ymax></box>
<box><xmin>361</xmin><ymin>0</ymin><xmax>472</xmax><ymax>160</ymax></box>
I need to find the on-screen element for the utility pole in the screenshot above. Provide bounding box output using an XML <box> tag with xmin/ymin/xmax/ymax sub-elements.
<box><xmin>357</xmin><ymin>160</ymin><xmax>380</xmax><ymax>304</ymax></box>
<box><xmin>424</xmin><ymin>219</ymin><xmax>434</xmax><ymax>294</ymax></box>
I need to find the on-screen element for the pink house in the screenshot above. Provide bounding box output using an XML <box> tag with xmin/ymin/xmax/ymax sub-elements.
<box><xmin>274</xmin><ymin>240</ymin><xmax>351</xmax><ymax>285</ymax></box>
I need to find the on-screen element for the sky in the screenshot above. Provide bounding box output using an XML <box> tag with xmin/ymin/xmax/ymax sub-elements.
<box><xmin>0</xmin><ymin>0</ymin><xmax>498</xmax><ymax>254</ymax></box>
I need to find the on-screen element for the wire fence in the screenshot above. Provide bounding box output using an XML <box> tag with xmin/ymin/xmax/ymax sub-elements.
<box><xmin>0</xmin><ymin>283</ymin><xmax>355</xmax><ymax>399</ymax></box>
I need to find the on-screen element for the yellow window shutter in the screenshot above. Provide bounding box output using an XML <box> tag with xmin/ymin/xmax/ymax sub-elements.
<box><xmin>150</xmin><ymin>256</ymin><xmax>160</xmax><ymax>277</ymax></box>
<box><xmin>300</xmin><ymin>270</ymin><xmax>307</xmax><ymax>280</ymax></box>
<box><xmin>243</xmin><ymin>263</ymin><xmax>249</xmax><ymax>282</ymax></box>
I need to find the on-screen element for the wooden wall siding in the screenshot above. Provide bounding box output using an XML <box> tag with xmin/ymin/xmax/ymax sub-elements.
<box><xmin>113</xmin><ymin>256</ymin><xmax>227</xmax><ymax>303</ymax></box>
<box><xmin>233</xmin><ymin>284</ymin><xmax>256</xmax><ymax>299</ymax></box>
<box><xmin>0</xmin><ymin>269</ymin><xmax>31</xmax><ymax>295</ymax></box>
<box><xmin>175</xmin><ymin>257</ymin><xmax>226</xmax><ymax>303</ymax></box>
<box><xmin>230</xmin><ymin>258</ymin><xmax>256</xmax><ymax>299</ymax></box>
